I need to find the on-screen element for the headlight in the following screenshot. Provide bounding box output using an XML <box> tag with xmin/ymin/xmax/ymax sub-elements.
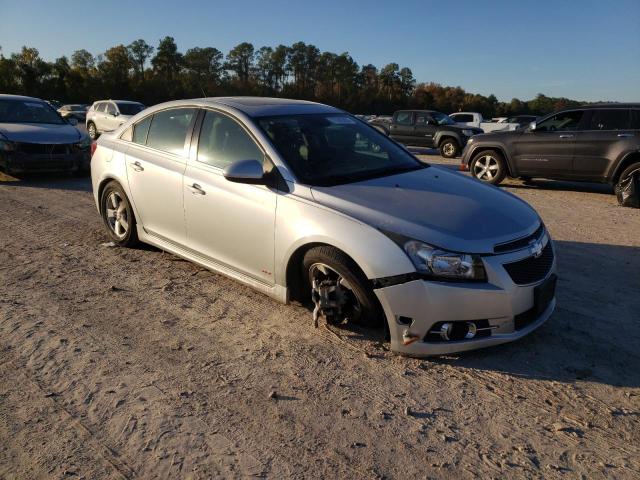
<box><xmin>0</xmin><ymin>139</ymin><xmax>15</xmax><ymax>152</ymax></box>
<box><xmin>74</xmin><ymin>136</ymin><xmax>91</xmax><ymax>149</ymax></box>
<box><xmin>462</xmin><ymin>129</ymin><xmax>476</xmax><ymax>137</ymax></box>
<box><xmin>404</xmin><ymin>240</ymin><xmax>486</xmax><ymax>280</ymax></box>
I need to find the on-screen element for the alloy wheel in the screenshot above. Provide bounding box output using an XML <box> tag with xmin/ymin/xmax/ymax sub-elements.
<box><xmin>473</xmin><ymin>155</ymin><xmax>500</xmax><ymax>181</ymax></box>
<box><xmin>442</xmin><ymin>142</ymin><xmax>455</xmax><ymax>157</ymax></box>
<box><xmin>105</xmin><ymin>192</ymin><xmax>129</xmax><ymax>239</ymax></box>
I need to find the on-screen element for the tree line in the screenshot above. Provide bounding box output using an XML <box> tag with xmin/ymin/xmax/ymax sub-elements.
<box><xmin>0</xmin><ymin>38</ymin><xmax>584</xmax><ymax>117</ymax></box>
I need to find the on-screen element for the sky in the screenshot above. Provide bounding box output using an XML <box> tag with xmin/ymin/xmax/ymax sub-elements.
<box><xmin>1</xmin><ymin>0</ymin><xmax>639</xmax><ymax>102</ymax></box>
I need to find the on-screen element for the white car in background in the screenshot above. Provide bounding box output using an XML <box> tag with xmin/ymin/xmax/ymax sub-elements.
<box><xmin>86</xmin><ymin>100</ymin><xmax>145</xmax><ymax>140</ymax></box>
<box><xmin>450</xmin><ymin>112</ymin><xmax>520</xmax><ymax>132</ymax></box>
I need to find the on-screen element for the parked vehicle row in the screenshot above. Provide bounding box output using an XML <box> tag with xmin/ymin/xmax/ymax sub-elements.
<box><xmin>0</xmin><ymin>94</ymin><xmax>91</xmax><ymax>175</ymax></box>
<box><xmin>462</xmin><ymin>103</ymin><xmax>640</xmax><ymax>189</ymax></box>
<box><xmin>370</xmin><ymin>110</ymin><xmax>483</xmax><ymax>158</ymax></box>
<box><xmin>91</xmin><ymin>97</ymin><xmax>557</xmax><ymax>357</ymax></box>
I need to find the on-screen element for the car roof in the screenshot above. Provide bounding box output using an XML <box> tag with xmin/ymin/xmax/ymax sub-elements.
<box><xmin>94</xmin><ymin>100</ymin><xmax>143</xmax><ymax>105</ymax></box>
<box><xmin>0</xmin><ymin>94</ymin><xmax>46</xmax><ymax>102</ymax></box>
<box><xmin>199</xmin><ymin>97</ymin><xmax>342</xmax><ymax>117</ymax></box>
<box><xmin>578</xmin><ymin>103</ymin><xmax>640</xmax><ymax>109</ymax></box>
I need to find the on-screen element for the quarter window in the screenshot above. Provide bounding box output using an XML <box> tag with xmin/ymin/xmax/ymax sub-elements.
<box><xmin>536</xmin><ymin>111</ymin><xmax>584</xmax><ymax>132</ymax></box>
<box><xmin>589</xmin><ymin>109</ymin><xmax>630</xmax><ymax>130</ymax></box>
<box><xmin>132</xmin><ymin>116</ymin><xmax>152</xmax><ymax>145</ymax></box>
<box><xmin>146</xmin><ymin>108</ymin><xmax>196</xmax><ymax>155</ymax></box>
<box><xmin>197</xmin><ymin>111</ymin><xmax>263</xmax><ymax>168</ymax></box>
<box><xmin>395</xmin><ymin>112</ymin><xmax>413</xmax><ymax>125</ymax></box>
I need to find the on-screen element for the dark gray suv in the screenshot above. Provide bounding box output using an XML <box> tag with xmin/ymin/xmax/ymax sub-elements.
<box><xmin>461</xmin><ymin>104</ymin><xmax>640</xmax><ymax>189</ymax></box>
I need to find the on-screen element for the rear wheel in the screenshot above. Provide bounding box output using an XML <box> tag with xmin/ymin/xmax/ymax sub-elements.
<box><xmin>100</xmin><ymin>181</ymin><xmax>138</xmax><ymax>247</ymax></box>
<box><xmin>470</xmin><ymin>150</ymin><xmax>507</xmax><ymax>185</ymax></box>
<box><xmin>87</xmin><ymin>122</ymin><xmax>99</xmax><ymax>140</ymax></box>
<box><xmin>302</xmin><ymin>246</ymin><xmax>382</xmax><ymax>327</ymax></box>
<box><xmin>439</xmin><ymin>138</ymin><xmax>460</xmax><ymax>158</ymax></box>
<box><xmin>616</xmin><ymin>162</ymin><xmax>640</xmax><ymax>187</ymax></box>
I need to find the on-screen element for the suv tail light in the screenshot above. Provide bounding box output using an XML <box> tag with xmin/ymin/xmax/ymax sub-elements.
<box><xmin>90</xmin><ymin>142</ymin><xmax>98</xmax><ymax>157</ymax></box>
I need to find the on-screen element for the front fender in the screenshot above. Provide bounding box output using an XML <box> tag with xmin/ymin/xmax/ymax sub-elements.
<box><xmin>274</xmin><ymin>188</ymin><xmax>415</xmax><ymax>286</ymax></box>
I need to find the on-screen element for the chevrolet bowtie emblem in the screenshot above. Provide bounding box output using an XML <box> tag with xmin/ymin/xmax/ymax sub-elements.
<box><xmin>529</xmin><ymin>239</ymin><xmax>543</xmax><ymax>258</ymax></box>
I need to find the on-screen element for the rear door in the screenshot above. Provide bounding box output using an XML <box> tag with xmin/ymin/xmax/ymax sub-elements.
<box><xmin>125</xmin><ymin>107</ymin><xmax>197</xmax><ymax>245</ymax></box>
<box><xmin>512</xmin><ymin>110</ymin><xmax>585</xmax><ymax>178</ymax></box>
<box><xmin>389</xmin><ymin>111</ymin><xmax>415</xmax><ymax>144</ymax></box>
<box><xmin>413</xmin><ymin>112</ymin><xmax>437</xmax><ymax>147</ymax></box>
<box><xmin>572</xmin><ymin>109</ymin><xmax>633</xmax><ymax>180</ymax></box>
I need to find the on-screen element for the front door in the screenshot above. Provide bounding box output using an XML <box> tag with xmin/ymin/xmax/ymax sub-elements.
<box><xmin>413</xmin><ymin>112</ymin><xmax>437</xmax><ymax>147</ymax></box>
<box><xmin>125</xmin><ymin>107</ymin><xmax>197</xmax><ymax>245</ymax></box>
<box><xmin>183</xmin><ymin>109</ymin><xmax>276</xmax><ymax>285</ymax></box>
<box><xmin>512</xmin><ymin>110</ymin><xmax>585</xmax><ymax>178</ymax></box>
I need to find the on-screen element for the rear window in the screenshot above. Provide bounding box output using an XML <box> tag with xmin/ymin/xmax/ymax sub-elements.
<box><xmin>589</xmin><ymin>109</ymin><xmax>630</xmax><ymax>130</ymax></box>
<box><xmin>95</xmin><ymin>102</ymin><xmax>106</xmax><ymax>113</ymax></box>
<box><xmin>145</xmin><ymin>108</ymin><xmax>196</xmax><ymax>155</ymax></box>
<box><xmin>452</xmin><ymin>114</ymin><xmax>474</xmax><ymax>123</ymax></box>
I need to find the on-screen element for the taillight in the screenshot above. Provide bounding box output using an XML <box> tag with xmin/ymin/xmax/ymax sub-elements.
<box><xmin>91</xmin><ymin>142</ymin><xmax>97</xmax><ymax>157</ymax></box>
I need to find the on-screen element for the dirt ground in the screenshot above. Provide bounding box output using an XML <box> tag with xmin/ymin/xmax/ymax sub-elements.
<box><xmin>1</xmin><ymin>154</ymin><xmax>639</xmax><ymax>479</ymax></box>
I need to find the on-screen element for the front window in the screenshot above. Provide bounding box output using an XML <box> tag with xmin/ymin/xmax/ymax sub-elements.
<box><xmin>536</xmin><ymin>111</ymin><xmax>584</xmax><ymax>132</ymax></box>
<box><xmin>116</xmin><ymin>103</ymin><xmax>145</xmax><ymax>116</ymax></box>
<box><xmin>0</xmin><ymin>99</ymin><xmax>65</xmax><ymax>125</ymax></box>
<box><xmin>431</xmin><ymin>112</ymin><xmax>456</xmax><ymax>126</ymax></box>
<box><xmin>258</xmin><ymin>113</ymin><xmax>425</xmax><ymax>186</ymax></box>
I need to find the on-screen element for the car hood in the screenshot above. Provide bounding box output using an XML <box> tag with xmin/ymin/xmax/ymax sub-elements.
<box><xmin>0</xmin><ymin>122</ymin><xmax>83</xmax><ymax>144</ymax></box>
<box><xmin>310</xmin><ymin>166</ymin><xmax>540</xmax><ymax>254</ymax></box>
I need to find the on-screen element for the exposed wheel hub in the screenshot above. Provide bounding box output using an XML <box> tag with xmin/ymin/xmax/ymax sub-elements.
<box><xmin>309</xmin><ymin>263</ymin><xmax>360</xmax><ymax>327</ymax></box>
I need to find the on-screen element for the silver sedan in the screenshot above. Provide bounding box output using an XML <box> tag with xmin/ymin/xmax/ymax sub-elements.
<box><xmin>90</xmin><ymin>97</ymin><xmax>556</xmax><ymax>356</ymax></box>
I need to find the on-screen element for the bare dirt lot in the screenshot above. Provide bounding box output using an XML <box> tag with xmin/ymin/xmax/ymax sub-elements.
<box><xmin>1</xmin><ymin>155</ymin><xmax>639</xmax><ymax>479</ymax></box>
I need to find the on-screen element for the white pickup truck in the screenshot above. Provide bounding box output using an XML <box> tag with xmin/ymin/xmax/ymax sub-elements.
<box><xmin>449</xmin><ymin>112</ymin><xmax>520</xmax><ymax>132</ymax></box>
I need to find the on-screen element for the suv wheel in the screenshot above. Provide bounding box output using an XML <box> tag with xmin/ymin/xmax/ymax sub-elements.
<box><xmin>100</xmin><ymin>181</ymin><xmax>138</xmax><ymax>247</ymax></box>
<box><xmin>87</xmin><ymin>122</ymin><xmax>99</xmax><ymax>140</ymax></box>
<box><xmin>470</xmin><ymin>150</ymin><xmax>507</xmax><ymax>185</ymax></box>
<box><xmin>439</xmin><ymin>138</ymin><xmax>460</xmax><ymax>158</ymax></box>
<box><xmin>617</xmin><ymin>162</ymin><xmax>640</xmax><ymax>187</ymax></box>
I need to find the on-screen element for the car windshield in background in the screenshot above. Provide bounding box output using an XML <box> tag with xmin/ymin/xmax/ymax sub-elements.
<box><xmin>432</xmin><ymin>112</ymin><xmax>456</xmax><ymax>126</ymax></box>
<box><xmin>0</xmin><ymin>99</ymin><xmax>65</xmax><ymax>124</ymax></box>
<box><xmin>258</xmin><ymin>114</ymin><xmax>425</xmax><ymax>186</ymax></box>
<box><xmin>116</xmin><ymin>103</ymin><xmax>145</xmax><ymax>115</ymax></box>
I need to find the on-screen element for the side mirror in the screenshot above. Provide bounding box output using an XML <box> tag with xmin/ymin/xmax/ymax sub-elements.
<box><xmin>528</xmin><ymin>121</ymin><xmax>537</xmax><ymax>132</ymax></box>
<box><xmin>68</xmin><ymin>117</ymin><xmax>78</xmax><ymax>126</ymax></box>
<box><xmin>113</xmin><ymin>111</ymin><xmax>119</xmax><ymax>117</ymax></box>
<box><xmin>223</xmin><ymin>159</ymin><xmax>265</xmax><ymax>184</ymax></box>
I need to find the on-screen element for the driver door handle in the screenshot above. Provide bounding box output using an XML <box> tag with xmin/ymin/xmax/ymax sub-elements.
<box><xmin>188</xmin><ymin>183</ymin><xmax>206</xmax><ymax>195</ymax></box>
<box><xmin>130</xmin><ymin>161</ymin><xmax>144</xmax><ymax>172</ymax></box>
<box><xmin>558</xmin><ymin>134</ymin><xmax>574</xmax><ymax>139</ymax></box>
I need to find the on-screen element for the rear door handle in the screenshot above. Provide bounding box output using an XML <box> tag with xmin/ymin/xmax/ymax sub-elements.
<box><xmin>617</xmin><ymin>133</ymin><xmax>634</xmax><ymax>138</ymax></box>
<box><xmin>188</xmin><ymin>183</ymin><xmax>206</xmax><ymax>195</ymax></box>
<box><xmin>130</xmin><ymin>161</ymin><xmax>144</xmax><ymax>172</ymax></box>
<box><xmin>558</xmin><ymin>134</ymin><xmax>574</xmax><ymax>139</ymax></box>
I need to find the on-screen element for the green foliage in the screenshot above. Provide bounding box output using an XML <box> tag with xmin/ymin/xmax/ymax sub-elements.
<box><xmin>0</xmin><ymin>40</ymin><xmax>585</xmax><ymax>116</ymax></box>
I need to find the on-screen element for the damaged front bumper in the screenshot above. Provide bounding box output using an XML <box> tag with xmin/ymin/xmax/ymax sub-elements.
<box><xmin>373</xmin><ymin>242</ymin><xmax>557</xmax><ymax>356</ymax></box>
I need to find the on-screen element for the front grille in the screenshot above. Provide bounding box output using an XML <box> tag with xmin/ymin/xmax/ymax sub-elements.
<box><xmin>503</xmin><ymin>243</ymin><xmax>554</xmax><ymax>285</ymax></box>
<box><xmin>494</xmin><ymin>224</ymin><xmax>544</xmax><ymax>253</ymax></box>
<box><xmin>16</xmin><ymin>143</ymin><xmax>70</xmax><ymax>155</ymax></box>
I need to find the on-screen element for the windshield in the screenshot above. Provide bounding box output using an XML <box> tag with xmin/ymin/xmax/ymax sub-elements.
<box><xmin>0</xmin><ymin>99</ymin><xmax>65</xmax><ymax>125</ymax></box>
<box><xmin>431</xmin><ymin>112</ymin><xmax>456</xmax><ymax>126</ymax></box>
<box><xmin>258</xmin><ymin>114</ymin><xmax>425</xmax><ymax>186</ymax></box>
<box><xmin>116</xmin><ymin>103</ymin><xmax>145</xmax><ymax>115</ymax></box>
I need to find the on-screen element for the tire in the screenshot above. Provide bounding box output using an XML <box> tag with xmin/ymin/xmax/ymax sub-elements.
<box><xmin>439</xmin><ymin>138</ymin><xmax>460</xmax><ymax>158</ymax></box>
<box><xmin>302</xmin><ymin>246</ymin><xmax>383</xmax><ymax>327</ymax></box>
<box><xmin>470</xmin><ymin>149</ymin><xmax>508</xmax><ymax>185</ymax></box>
<box><xmin>100</xmin><ymin>181</ymin><xmax>139</xmax><ymax>247</ymax></box>
<box><xmin>87</xmin><ymin>122</ymin><xmax>99</xmax><ymax>140</ymax></box>
<box><xmin>616</xmin><ymin>162</ymin><xmax>640</xmax><ymax>188</ymax></box>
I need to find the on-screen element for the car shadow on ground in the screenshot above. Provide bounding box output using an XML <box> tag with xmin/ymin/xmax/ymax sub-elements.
<box><xmin>503</xmin><ymin>178</ymin><xmax>614</xmax><ymax>195</ymax></box>
<box><xmin>0</xmin><ymin>172</ymin><xmax>92</xmax><ymax>192</ymax></box>
<box><xmin>330</xmin><ymin>240</ymin><xmax>640</xmax><ymax>388</ymax></box>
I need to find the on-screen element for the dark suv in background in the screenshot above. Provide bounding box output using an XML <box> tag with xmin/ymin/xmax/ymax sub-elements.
<box><xmin>370</xmin><ymin>110</ymin><xmax>483</xmax><ymax>158</ymax></box>
<box><xmin>461</xmin><ymin>104</ymin><xmax>640</xmax><ymax>189</ymax></box>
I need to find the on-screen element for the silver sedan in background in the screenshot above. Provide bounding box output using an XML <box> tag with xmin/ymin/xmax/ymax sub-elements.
<box><xmin>90</xmin><ymin>97</ymin><xmax>556</xmax><ymax>356</ymax></box>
